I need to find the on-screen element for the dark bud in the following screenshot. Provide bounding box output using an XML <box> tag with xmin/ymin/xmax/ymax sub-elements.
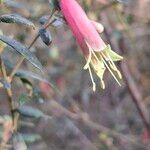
<box><xmin>39</xmin><ymin>28</ymin><xmax>52</xmax><ymax>46</ymax></box>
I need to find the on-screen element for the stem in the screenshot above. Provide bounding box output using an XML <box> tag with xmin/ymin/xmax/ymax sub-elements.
<box><xmin>9</xmin><ymin>9</ymin><xmax>56</xmax><ymax>80</ymax></box>
<box><xmin>104</xmin><ymin>28</ymin><xmax>150</xmax><ymax>132</ymax></box>
<box><xmin>0</xmin><ymin>57</ymin><xmax>15</xmax><ymax>127</ymax></box>
<box><xmin>0</xmin><ymin>8</ymin><xmax>57</xmax><ymax>147</ymax></box>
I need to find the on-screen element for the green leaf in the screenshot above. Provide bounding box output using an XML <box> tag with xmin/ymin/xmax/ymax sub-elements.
<box><xmin>0</xmin><ymin>14</ymin><xmax>35</xmax><ymax>29</ymax></box>
<box><xmin>0</xmin><ymin>35</ymin><xmax>43</xmax><ymax>71</ymax></box>
<box><xmin>13</xmin><ymin>133</ymin><xmax>27</xmax><ymax>150</ymax></box>
<box><xmin>15</xmin><ymin>70</ymin><xmax>55</xmax><ymax>92</ymax></box>
<box><xmin>104</xmin><ymin>45</ymin><xmax>123</xmax><ymax>61</ymax></box>
<box><xmin>16</xmin><ymin>70</ymin><xmax>50</xmax><ymax>85</ymax></box>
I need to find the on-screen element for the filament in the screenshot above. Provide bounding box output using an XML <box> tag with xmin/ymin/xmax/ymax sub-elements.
<box><xmin>88</xmin><ymin>66</ymin><xmax>96</xmax><ymax>92</ymax></box>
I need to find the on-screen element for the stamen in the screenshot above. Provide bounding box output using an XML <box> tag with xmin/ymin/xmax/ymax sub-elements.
<box><xmin>84</xmin><ymin>49</ymin><xmax>92</xmax><ymax>70</ymax></box>
<box><xmin>100</xmin><ymin>53</ymin><xmax>121</xmax><ymax>86</ymax></box>
<box><xmin>86</xmin><ymin>44</ymin><xmax>107</xmax><ymax>89</ymax></box>
<box><xmin>88</xmin><ymin>66</ymin><xmax>96</xmax><ymax>92</ymax></box>
<box><xmin>91</xmin><ymin>49</ymin><xmax>100</xmax><ymax>62</ymax></box>
<box><xmin>100</xmin><ymin>80</ymin><xmax>105</xmax><ymax>89</ymax></box>
<box><xmin>102</xmin><ymin>45</ymin><xmax>122</xmax><ymax>79</ymax></box>
<box><xmin>83</xmin><ymin>41</ymin><xmax>122</xmax><ymax>90</ymax></box>
<box><xmin>91</xmin><ymin>57</ymin><xmax>106</xmax><ymax>89</ymax></box>
<box><xmin>101</xmin><ymin>51</ymin><xmax>122</xmax><ymax>79</ymax></box>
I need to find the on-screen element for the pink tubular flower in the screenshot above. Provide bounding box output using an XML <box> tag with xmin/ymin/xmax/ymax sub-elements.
<box><xmin>60</xmin><ymin>0</ymin><xmax>123</xmax><ymax>91</ymax></box>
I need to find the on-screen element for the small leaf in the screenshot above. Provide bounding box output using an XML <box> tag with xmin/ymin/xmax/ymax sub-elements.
<box><xmin>39</xmin><ymin>28</ymin><xmax>52</xmax><ymax>46</ymax></box>
<box><xmin>13</xmin><ymin>133</ymin><xmax>27</xmax><ymax>150</ymax></box>
<box><xmin>16</xmin><ymin>70</ymin><xmax>51</xmax><ymax>85</ymax></box>
<box><xmin>0</xmin><ymin>35</ymin><xmax>43</xmax><ymax>71</ymax></box>
<box><xmin>0</xmin><ymin>14</ymin><xmax>35</xmax><ymax>29</ymax></box>
<box><xmin>18</xmin><ymin>105</ymin><xmax>51</xmax><ymax>119</ymax></box>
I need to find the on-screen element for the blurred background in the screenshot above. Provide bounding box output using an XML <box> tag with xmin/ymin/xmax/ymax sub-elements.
<box><xmin>0</xmin><ymin>0</ymin><xmax>150</xmax><ymax>149</ymax></box>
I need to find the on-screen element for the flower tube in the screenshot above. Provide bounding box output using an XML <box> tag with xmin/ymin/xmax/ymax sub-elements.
<box><xmin>60</xmin><ymin>0</ymin><xmax>123</xmax><ymax>91</ymax></box>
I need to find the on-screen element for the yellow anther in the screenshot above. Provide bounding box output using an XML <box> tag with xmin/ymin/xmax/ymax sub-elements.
<box><xmin>100</xmin><ymin>53</ymin><xmax>121</xmax><ymax>86</ymax></box>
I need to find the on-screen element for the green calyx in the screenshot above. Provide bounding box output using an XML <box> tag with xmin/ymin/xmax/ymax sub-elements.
<box><xmin>103</xmin><ymin>45</ymin><xmax>123</xmax><ymax>62</ymax></box>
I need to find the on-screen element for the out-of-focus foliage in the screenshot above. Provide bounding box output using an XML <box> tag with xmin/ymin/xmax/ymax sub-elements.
<box><xmin>0</xmin><ymin>0</ymin><xmax>150</xmax><ymax>149</ymax></box>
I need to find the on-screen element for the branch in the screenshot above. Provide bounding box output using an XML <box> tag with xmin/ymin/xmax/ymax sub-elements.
<box><xmin>103</xmin><ymin>26</ymin><xmax>150</xmax><ymax>132</ymax></box>
<box><xmin>9</xmin><ymin>9</ymin><xmax>56</xmax><ymax>80</ymax></box>
<box><xmin>46</xmin><ymin>100</ymin><xmax>146</xmax><ymax>149</ymax></box>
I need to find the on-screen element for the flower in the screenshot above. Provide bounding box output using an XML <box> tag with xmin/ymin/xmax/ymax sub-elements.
<box><xmin>60</xmin><ymin>0</ymin><xmax>123</xmax><ymax>91</ymax></box>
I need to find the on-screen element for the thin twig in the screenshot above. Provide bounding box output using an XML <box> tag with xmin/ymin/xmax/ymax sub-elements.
<box><xmin>103</xmin><ymin>23</ymin><xmax>150</xmax><ymax>132</ymax></box>
<box><xmin>0</xmin><ymin>57</ymin><xmax>15</xmax><ymax>148</ymax></box>
<box><xmin>9</xmin><ymin>9</ymin><xmax>56</xmax><ymax>80</ymax></box>
<box><xmin>0</xmin><ymin>57</ymin><xmax>14</xmax><ymax>118</ymax></box>
<box><xmin>46</xmin><ymin>100</ymin><xmax>146</xmax><ymax>149</ymax></box>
